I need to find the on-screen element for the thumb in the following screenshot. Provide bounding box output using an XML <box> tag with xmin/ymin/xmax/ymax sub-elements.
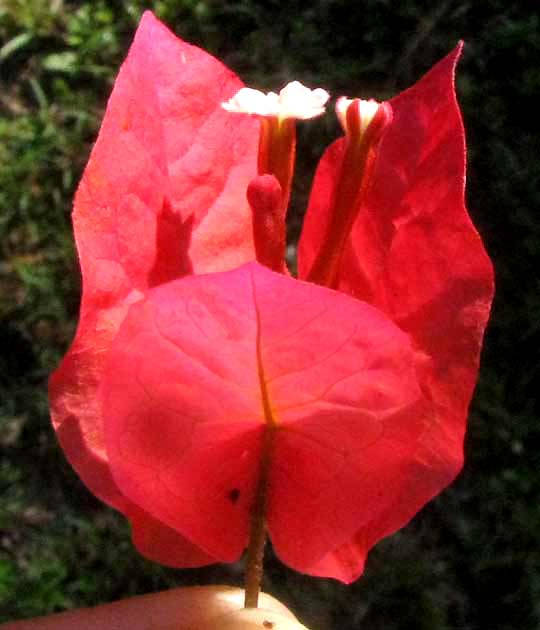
<box><xmin>0</xmin><ymin>586</ymin><xmax>310</xmax><ymax>630</ymax></box>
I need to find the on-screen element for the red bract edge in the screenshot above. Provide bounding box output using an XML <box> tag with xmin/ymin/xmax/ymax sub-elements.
<box><xmin>49</xmin><ymin>12</ymin><xmax>494</xmax><ymax>583</ymax></box>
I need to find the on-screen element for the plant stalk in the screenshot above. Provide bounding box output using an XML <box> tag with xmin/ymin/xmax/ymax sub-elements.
<box><xmin>244</xmin><ymin>427</ymin><xmax>274</xmax><ymax>608</ymax></box>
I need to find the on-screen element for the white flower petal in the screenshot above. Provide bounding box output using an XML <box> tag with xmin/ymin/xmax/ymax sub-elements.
<box><xmin>222</xmin><ymin>81</ymin><xmax>329</xmax><ymax>121</ymax></box>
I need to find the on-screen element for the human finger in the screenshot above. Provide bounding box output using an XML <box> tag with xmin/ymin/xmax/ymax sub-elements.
<box><xmin>0</xmin><ymin>585</ymin><xmax>305</xmax><ymax>630</ymax></box>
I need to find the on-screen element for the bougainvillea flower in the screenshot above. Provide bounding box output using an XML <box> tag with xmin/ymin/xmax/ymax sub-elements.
<box><xmin>49</xmin><ymin>10</ymin><xmax>494</xmax><ymax>584</ymax></box>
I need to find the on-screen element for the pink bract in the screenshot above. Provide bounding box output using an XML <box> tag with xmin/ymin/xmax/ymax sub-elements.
<box><xmin>50</xmin><ymin>11</ymin><xmax>494</xmax><ymax>582</ymax></box>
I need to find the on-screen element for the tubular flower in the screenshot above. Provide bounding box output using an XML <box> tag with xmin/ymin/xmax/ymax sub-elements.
<box><xmin>224</xmin><ymin>81</ymin><xmax>329</xmax><ymax>269</ymax></box>
<box><xmin>50</xmin><ymin>11</ymin><xmax>494</xmax><ymax>584</ymax></box>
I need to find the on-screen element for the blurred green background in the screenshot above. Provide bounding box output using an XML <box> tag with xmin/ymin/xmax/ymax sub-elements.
<box><xmin>1</xmin><ymin>1</ymin><xmax>538</xmax><ymax>628</ymax></box>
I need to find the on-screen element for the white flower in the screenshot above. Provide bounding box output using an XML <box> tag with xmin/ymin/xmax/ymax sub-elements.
<box><xmin>222</xmin><ymin>81</ymin><xmax>329</xmax><ymax>121</ymax></box>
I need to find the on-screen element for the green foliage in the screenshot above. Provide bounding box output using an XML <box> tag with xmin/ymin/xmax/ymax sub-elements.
<box><xmin>1</xmin><ymin>1</ymin><xmax>538</xmax><ymax>628</ymax></box>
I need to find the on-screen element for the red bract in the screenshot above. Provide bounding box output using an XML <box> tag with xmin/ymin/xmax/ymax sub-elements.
<box><xmin>49</xmin><ymin>10</ymin><xmax>259</xmax><ymax>566</ymax></box>
<box><xmin>50</xmin><ymin>11</ymin><xmax>494</xmax><ymax>583</ymax></box>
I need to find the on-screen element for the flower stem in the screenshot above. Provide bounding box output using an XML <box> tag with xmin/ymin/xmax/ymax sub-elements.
<box><xmin>245</xmin><ymin>286</ymin><xmax>277</xmax><ymax>608</ymax></box>
<box><xmin>244</xmin><ymin>426</ymin><xmax>274</xmax><ymax>608</ymax></box>
<box><xmin>243</xmin><ymin>492</ymin><xmax>267</xmax><ymax>608</ymax></box>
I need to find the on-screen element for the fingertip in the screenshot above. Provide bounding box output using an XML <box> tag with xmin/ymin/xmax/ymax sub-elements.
<box><xmin>192</xmin><ymin>607</ymin><xmax>310</xmax><ymax>630</ymax></box>
<box><xmin>183</xmin><ymin>587</ymin><xmax>297</xmax><ymax>621</ymax></box>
